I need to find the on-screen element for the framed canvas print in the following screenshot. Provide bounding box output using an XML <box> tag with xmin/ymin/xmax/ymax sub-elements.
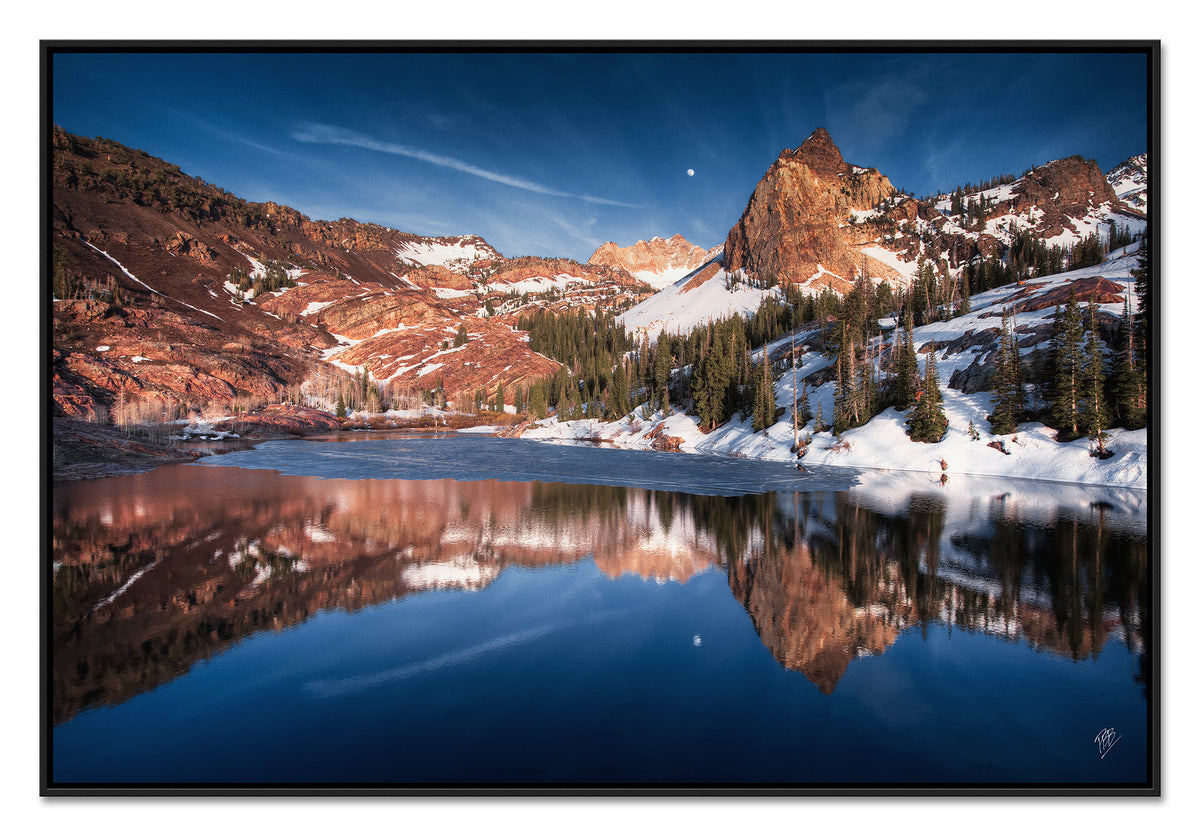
<box><xmin>42</xmin><ymin>41</ymin><xmax>1159</xmax><ymax>795</ymax></box>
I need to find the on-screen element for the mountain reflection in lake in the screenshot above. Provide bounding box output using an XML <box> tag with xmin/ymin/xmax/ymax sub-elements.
<box><xmin>49</xmin><ymin>439</ymin><xmax>1150</xmax><ymax>786</ymax></box>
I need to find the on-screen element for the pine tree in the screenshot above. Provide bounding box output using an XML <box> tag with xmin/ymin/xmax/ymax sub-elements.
<box><xmin>611</xmin><ymin>362</ymin><xmax>630</xmax><ymax>418</ymax></box>
<box><xmin>692</xmin><ymin>327</ymin><xmax>716</xmax><ymax>429</ymax></box>
<box><xmin>956</xmin><ymin>270</ymin><xmax>972</xmax><ymax>316</ymax></box>
<box><xmin>653</xmin><ymin>331</ymin><xmax>672</xmax><ymax>414</ymax></box>
<box><xmin>1048</xmin><ymin>291</ymin><xmax>1085</xmax><ymax>439</ymax></box>
<box><xmin>1131</xmin><ymin>232</ymin><xmax>1150</xmax><ymax>392</ymax></box>
<box><xmin>752</xmin><ymin>356</ymin><xmax>775</xmax><ymax>432</ymax></box>
<box><xmin>52</xmin><ymin>242</ymin><xmax>74</xmax><ymax>299</ymax></box>
<box><xmin>559</xmin><ymin>383</ymin><xmax>577</xmax><ymax>422</ymax></box>
<box><xmin>529</xmin><ymin>381</ymin><xmax>548</xmax><ymax>419</ymax></box>
<box><xmin>989</xmin><ymin>309</ymin><xmax>1025</xmax><ymax>434</ymax></box>
<box><xmin>833</xmin><ymin>347</ymin><xmax>852</xmax><ymax>434</ymax></box>
<box><xmin>1109</xmin><ymin>296</ymin><xmax>1147</xmax><ymax>429</ymax></box>
<box><xmin>855</xmin><ymin>340</ymin><xmax>877</xmax><ymax>426</ymax></box>
<box><xmin>892</xmin><ymin>312</ymin><xmax>919</xmax><ymax>410</ymax></box>
<box><xmin>908</xmin><ymin>347</ymin><xmax>948</xmax><ymax>443</ymax></box>
<box><xmin>791</xmin><ymin>335</ymin><xmax>800</xmax><ymax>449</ymax></box>
<box><xmin>335</xmin><ymin>393</ymin><xmax>346</xmax><ymax>419</ymax></box>
<box><xmin>1081</xmin><ymin>302</ymin><xmax>1110</xmax><ymax>455</ymax></box>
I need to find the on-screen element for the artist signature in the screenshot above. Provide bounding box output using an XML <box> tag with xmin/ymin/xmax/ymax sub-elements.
<box><xmin>1094</xmin><ymin>727</ymin><xmax>1121</xmax><ymax>759</ymax></box>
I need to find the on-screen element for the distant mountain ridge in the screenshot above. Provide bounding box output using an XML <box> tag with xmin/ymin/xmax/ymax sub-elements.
<box><xmin>587</xmin><ymin>234</ymin><xmax>721</xmax><ymax>289</ymax></box>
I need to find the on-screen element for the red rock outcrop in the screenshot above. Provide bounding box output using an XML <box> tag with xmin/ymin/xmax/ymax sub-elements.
<box><xmin>1000</xmin><ymin>275</ymin><xmax>1130</xmax><ymax>314</ymax></box>
<box><xmin>723</xmin><ymin>128</ymin><xmax>900</xmax><ymax>287</ymax></box>
<box><xmin>488</xmin><ymin>256</ymin><xmax>645</xmax><ymax>290</ymax></box>
<box><xmin>1009</xmin><ymin>156</ymin><xmax>1124</xmax><ymax>236</ymax></box>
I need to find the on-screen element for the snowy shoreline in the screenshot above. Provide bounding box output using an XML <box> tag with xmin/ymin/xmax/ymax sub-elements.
<box><xmin>516</xmin><ymin>406</ymin><xmax>1148</xmax><ymax>491</ymax></box>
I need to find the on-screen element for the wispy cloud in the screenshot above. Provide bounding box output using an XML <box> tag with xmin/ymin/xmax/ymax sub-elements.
<box><xmin>291</xmin><ymin>122</ymin><xmax>641</xmax><ymax>209</ymax></box>
<box><xmin>168</xmin><ymin>109</ymin><xmax>294</xmax><ymax>158</ymax></box>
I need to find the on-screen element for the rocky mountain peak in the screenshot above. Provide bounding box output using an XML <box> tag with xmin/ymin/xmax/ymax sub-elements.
<box><xmin>791</xmin><ymin>126</ymin><xmax>846</xmax><ymax>171</ymax></box>
<box><xmin>723</xmin><ymin>128</ymin><xmax>898</xmax><ymax>287</ymax></box>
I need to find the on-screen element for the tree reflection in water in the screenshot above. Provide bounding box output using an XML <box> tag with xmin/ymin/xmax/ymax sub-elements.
<box><xmin>51</xmin><ymin>462</ymin><xmax>1147</xmax><ymax>722</ymax></box>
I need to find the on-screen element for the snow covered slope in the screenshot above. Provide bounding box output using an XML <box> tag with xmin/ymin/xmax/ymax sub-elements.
<box><xmin>393</xmin><ymin>235</ymin><xmax>501</xmax><ymax>274</ymax></box>
<box><xmin>616</xmin><ymin>257</ymin><xmax>782</xmax><ymax>338</ymax></box>
<box><xmin>1106</xmin><ymin>153</ymin><xmax>1149</xmax><ymax>214</ymax></box>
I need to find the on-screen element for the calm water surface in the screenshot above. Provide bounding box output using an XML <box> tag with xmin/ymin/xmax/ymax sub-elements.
<box><xmin>49</xmin><ymin>435</ymin><xmax>1151</xmax><ymax>787</ymax></box>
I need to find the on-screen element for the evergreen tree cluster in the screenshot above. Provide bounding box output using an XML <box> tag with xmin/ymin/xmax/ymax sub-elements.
<box><xmin>890</xmin><ymin>311</ymin><xmax>920</xmax><ymax>411</ymax></box>
<box><xmin>1067</xmin><ymin>234</ymin><xmax>1106</xmax><ymax>271</ymax></box>
<box><xmin>1005</xmin><ymin>227</ymin><xmax>1067</xmax><ymax>282</ymax></box>
<box><xmin>687</xmin><ymin>319</ymin><xmax>755</xmax><ymax>430</ymax></box>
<box><xmin>726</xmin><ymin>269</ymin><xmax>780</xmax><ymax>291</ymax></box>
<box><xmin>987</xmin><ymin>275</ymin><xmax>1149</xmax><ymax>452</ymax></box>
<box><xmin>934</xmin><ymin>173</ymin><xmax>1018</xmax><ymax>208</ymax></box>
<box><xmin>518</xmin><ymin>308</ymin><xmax>633</xmax><ymax>372</ymax></box>
<box><xmin>960</xmin><ymin>225</ymin><xmax>1131</xmax><ymax>296</ymax></box>
<box><xmin>1107</xmin><ymin>221</ymin><xmax>1137</xmax><ymax>252</ymax></box>
<box><xmin>51</xmin><ymin>241</ymin><xmax>126</xmax><ymax>306</ymax></box>
<box><xmin>909</xmin><ymin>259</ymin><xmax>970</xmax><ymax>325</ymax></box>
<box><xmin>513</xmin><ymin>307</ymin><xmax>637</xmax><ymax>422</ymax></box>
<box><xmin>504</xmin><ymin>233</ymin><xmax>1152</xmax><ymax>456</ymax></box>
<box><xmin>231</xmin><ymin>260</ymin><xmax>298</xmax><ymax>299</ymax></box>
<box><xmin>751</xmin><ymin>356</ymin><xmax>777</xmax><ymax>432</ymax></box>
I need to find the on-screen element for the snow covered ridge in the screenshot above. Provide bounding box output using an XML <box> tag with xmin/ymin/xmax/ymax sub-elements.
<box><xmin>394</xmin><ymin>235</ymin><xmax>500</xmax><ymax>274</ymax></box>
<box><xmin>528</xmin><ymin>250</ymin><xmax>1149</xmax><ymax>490</ymax></box>
<box><xmin>617</xmin><ymin>257</ymin><xmax>780</xmax><ymax>338</ymax></box>
<box><xmin>1106</xmin><ymin>153</ymin><xmax>1148</xmax><ymax>214</ymax></box>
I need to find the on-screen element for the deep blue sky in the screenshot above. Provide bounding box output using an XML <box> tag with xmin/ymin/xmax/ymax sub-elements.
<box><xmin>51</xmin><ymin>50</ymin><xmax>1149</xmax><ymax>262</ymax></box>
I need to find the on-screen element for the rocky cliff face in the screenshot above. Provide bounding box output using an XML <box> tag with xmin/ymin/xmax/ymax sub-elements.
<box><xmin>723</xmin><ymin>128</ymin><xmax>900</xmax><ymax>288</ymax></box>
<box><xmin>588</xmin><ymin>234</ymin><xmax>719</xmax><ymax>288</ymax></box>
<box><xmin>999</xmin><ymin>156</ymin><xmax>1128</xmax><ymax>239</ymax></box>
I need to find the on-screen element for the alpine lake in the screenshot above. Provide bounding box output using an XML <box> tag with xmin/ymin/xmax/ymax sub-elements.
<box><xmin>48</xmin><ymin>433</ymin><xmax>1151</xmax><ymax>789</ymax></box>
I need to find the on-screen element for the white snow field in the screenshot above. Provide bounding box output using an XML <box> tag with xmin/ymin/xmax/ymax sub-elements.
<box><xmin>616</xmin><ymin>258</ymin><xmax>782</xmax><ymax>338</ymax></box>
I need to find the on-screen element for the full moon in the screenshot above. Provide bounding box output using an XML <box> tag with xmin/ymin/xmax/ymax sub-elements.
<box><xmin>687</xmin><ymin>169</ymin><xmax>694</xmax><ymax>176</ymax></box>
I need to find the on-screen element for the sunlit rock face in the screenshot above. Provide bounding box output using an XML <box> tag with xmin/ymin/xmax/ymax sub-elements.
<box><xmin>723</xmin><ymin>127</ymin><xmax>900</xmax><ymax>289</ymax></box>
